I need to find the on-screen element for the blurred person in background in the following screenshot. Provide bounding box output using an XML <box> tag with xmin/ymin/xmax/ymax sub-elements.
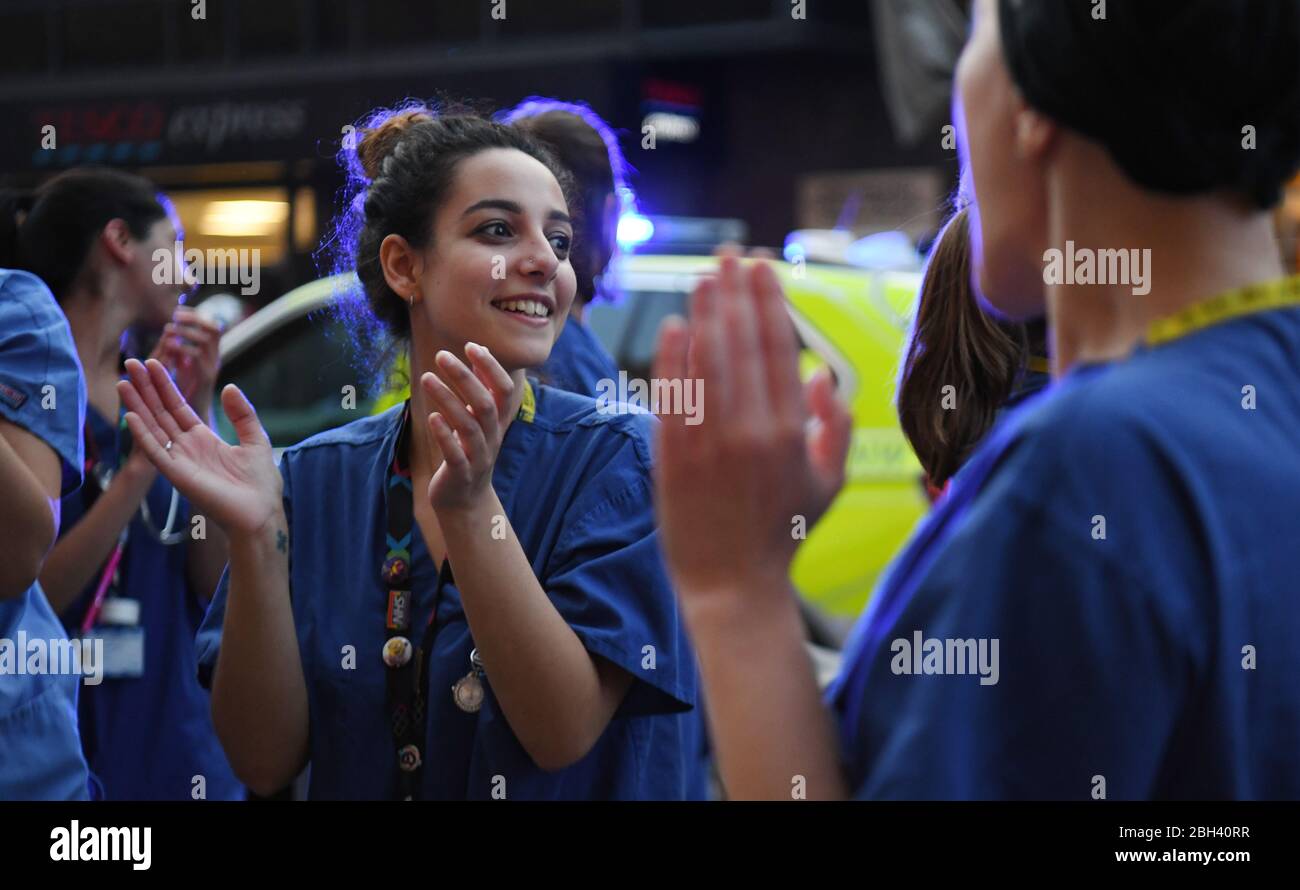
<box><xmin>503</xmin><ymin>99</ymin><xmax>623</xmax><ymax>397</ymax></box>
<box><xmin>11</xmin><ymin>168</ymin><xmax>240</xmax><ymax>800</ymax></box>
<box><xmin>896</xmin><ymin>204</ymin><xmax>1048</xmax><ymax>500</ymax></box>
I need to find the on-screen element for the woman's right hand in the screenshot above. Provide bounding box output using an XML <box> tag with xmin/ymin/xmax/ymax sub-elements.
<box><xmin>117</xmin><ymin>358</ymin><xmax>282</xmax><ymax>536</ymax></box>
<box><xmin>652</xmin><ymin>256</ymin><xmax>852</xmax><ymax>605</ymax></box>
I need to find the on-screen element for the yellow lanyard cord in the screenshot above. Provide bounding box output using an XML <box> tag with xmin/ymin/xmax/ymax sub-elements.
<box><xmin>1146</xmin><ymin>275</ymin><xmax>1300</xmax><ymax>347</ymax></box>
<box><xmin>516</xmin><ymin>378</ymin><xmax>536</xmax><ymax>423</ymax></box>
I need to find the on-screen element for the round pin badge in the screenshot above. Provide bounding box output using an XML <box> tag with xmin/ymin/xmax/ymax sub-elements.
<box><xmin>382</xmin><ymin>555</ymin><xmax>409</xmax><ymax>585</ymax></box>
<box><xmin>383</xmin><ymin>636</ymin><xmax>413</xmax><ymax>669</ymax></box>
<box><xmin>397</xmin><ymin>744</ymin><xmax>421</xmax><ymax>772</ymax></box>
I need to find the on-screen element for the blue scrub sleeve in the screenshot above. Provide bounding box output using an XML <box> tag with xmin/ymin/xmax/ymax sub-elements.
<box><xmin>846</xmin><ymin>456</ymin><xmax>1204</xmax><ymax>800</ymax></box>
<box><xmin>540</xmin><ymin>317</ymin><xmax>620</xmax><ymax>399</ymax></box>
<box><xmin>0</xmin><ymin>270</ymin><xmax>86</xmax><ymax>495</ymax></box>
<box><xmin>195</xmin><ymin>449</ymin><xmax>294</xmax><ymax>690</ymax></box>
<box><xmin>543</xmin><ymin>430</ymin><xmax>695</xmax><ymax>718</ymax></box>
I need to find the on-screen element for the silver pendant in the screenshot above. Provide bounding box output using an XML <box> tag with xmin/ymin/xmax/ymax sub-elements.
<box><xmin>452</xmin><ymin>647</ymin><xmax>485</xmax><ymax>713</ymax></box>
<box><xmin>452</xmin><ymin>672</ymin><xmax>484</xmax><ymax>713</ymax></box>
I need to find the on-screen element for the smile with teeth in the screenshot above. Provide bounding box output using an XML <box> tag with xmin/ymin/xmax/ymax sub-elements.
<box><xmin>493</xmin><ymin>299</ymin><xmax>552</xmax><ymax>319</ymax></box>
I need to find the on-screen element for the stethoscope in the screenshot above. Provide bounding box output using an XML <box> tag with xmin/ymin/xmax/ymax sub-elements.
<box><xmin>79</xmin><ymin>425</ymin><xmax>185</xmax><ymax>635</ymax></box>
<box><xmin>137</xmin><ymin>474</ymin><xmax>186</xmax><ymax>545</ymax></box>
<box><xmin>86</xmin><ymin>418</ymin><xmax>187</xmax><ymax>547</ymax></box>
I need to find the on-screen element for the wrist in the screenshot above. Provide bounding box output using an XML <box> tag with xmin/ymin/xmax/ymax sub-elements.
<box><xmin>434</xmin><ymin>486</ymin><xmax>500</xmax><ymax>527</ymax></box>
<box><xmin>230</xmin><ymin>507</ymin><xmax>289</xmax><ymax>552</ymax></box>
<box><xmin>118</xmin><ymin>456</ymin><xmax>158</xmax><ymax>488</ymax></box>
<box><xmin>680</xmin><ymin>573</ymin><xmax>805</xmax><ymax>643</ymax></box>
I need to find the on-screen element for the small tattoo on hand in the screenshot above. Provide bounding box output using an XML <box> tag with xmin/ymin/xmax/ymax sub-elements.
<box><xmin>276</xmin><ymin>529</ymin><xmax>287</xmax><ymax>553</ymax></box>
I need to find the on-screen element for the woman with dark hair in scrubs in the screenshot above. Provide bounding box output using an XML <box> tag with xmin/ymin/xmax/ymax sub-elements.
<box><xmin>13</xmin><ymin>168</ymin><xmax>239</xmax><ymax>800</ymax></box>
<box><xmin>119</xmin><ymin>105</ymin><xmax>706</xmax><ymax>800</ymax></box>
<box><xmin>0</xmin><ymin>193</ymin><xmax>88</xmax><ymax>796</ymax></box>
<box><xmin>653</xmin><ymin>0</ymin><xmax>1300</xmax><ymax>799</ymax></box>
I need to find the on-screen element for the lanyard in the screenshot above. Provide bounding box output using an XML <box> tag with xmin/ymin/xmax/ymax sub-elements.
<box><xmin>380</xmin><ymin>380</ymin><xmax>536</xmax><ymax>800</ymax></box>
<box><xmin>80</xmin><ymin>412</ymin><xmax>132</xmax><ymax>634</ymax></box>
<box><xmin>1145</xmin><ymin>274</ymin><xmax>1300</xmax><ymax>347</ymax></box>
<box><xmin>1025</xmin><ymin>354</ymin><xmax>1051</xmax><ymax>374</ymax></box>
<box><xmin>381</xmin><ymin>401</ymin><xmax>453</xmax><ymax>801</ymax></box>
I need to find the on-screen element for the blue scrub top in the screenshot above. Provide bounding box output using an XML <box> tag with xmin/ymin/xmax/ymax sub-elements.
<box><xmin>828</xmin><ymin>305</ymin><xmax>1300</xmax><ymax>800</ymax></box>
<box><xmin>539</xmin><ymin>315</ymin><xmax>620</xmax><ymax>399</ymax></box>
<box><xmin>197</xmin><ymin>382</ymin><xmax>709</xmax><ymax>799</ymax></box>
<box><xmin>58</xmin><ymin>405</ymin><xmax>243</xmax><ymax>801</ymax></box>
<box><xmin>0</xmin><ymin>269</ymin><xmax>89</xmax><ymax>801</ymax></box>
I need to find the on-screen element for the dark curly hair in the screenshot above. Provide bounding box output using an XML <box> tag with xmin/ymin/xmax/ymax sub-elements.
<box><xmin>318</xmin><ymin>100</ymin><xmax>577</xmax><ymax>391</ymax></box>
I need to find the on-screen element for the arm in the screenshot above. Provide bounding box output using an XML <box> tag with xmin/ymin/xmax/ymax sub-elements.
<box><xmin>185</xmin><ymin>520</ymin><xmax>230</xmax><ymax>607</ymax></box>
<box><xmin>651</xmin><ymin>255</ymin><xmax>854</xmax><ymax>799</ymax></box>
<box><xmin>182</xmin><ymin>401</ymin><xmax>230</xmax><ymax>605</ymax></box>
<box><xmin>160</xmin><ymin>308</ymin><xmax>232</xmax><ymax>605</ymax></box>
<box><xmin>210</xmin><ymin>511</ymin><xmax>307</xmax><ymax>794</ymax></box>
<box><xmin>39</xmin><ymin>455</ymin><xmax>155</xmax><ymax>613</ymax></box>
<box><xmin>422</xmin><ymin>350</ymin><xmax>632</xmax><ymax>771</ymax></box>
<box><xmin>438</xmin><ymin>487</ymin><xmax>633</xmax><ymax>772</ymax></box>
<box><xmin>182</xmin><ymin>396</ymin><xmax>230</xmax><ymax>604</ymax></box>
<box><xmin>681</xmin><ymin>578</ymin><xmax>845</xmax><ymax>800</ymax></box>
<box><xmin>117</xmin><ymin>357</ymin><xmax>307</xmax><ymax>795</ymax></box>
<box><xmin>0</xmin><ymin>419</ymin><xmax>62</xmax><ymax>599</ymax></box>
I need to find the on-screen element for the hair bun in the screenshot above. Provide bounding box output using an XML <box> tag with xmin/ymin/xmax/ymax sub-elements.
<box><xmin>357</xmin><ymin>108</ymin><xmax>434</xmax><ymax>180</ymax></box>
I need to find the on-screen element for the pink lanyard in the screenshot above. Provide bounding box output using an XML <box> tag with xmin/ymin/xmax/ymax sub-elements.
<box><xmin>80</xmin><ymin>530</ymin><xmax>127</xmax><ymax>635</ymax></box>
<box><xmin>79</xmin><ymin>415</ymin><xmax>130</xmax><ymax>634</ymax></box>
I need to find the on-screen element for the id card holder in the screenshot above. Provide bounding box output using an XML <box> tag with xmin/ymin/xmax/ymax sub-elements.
<box><xmin>96</xmin><ymin>625</ymin><xmax>145</xmax><ymax>678</ymax></box>
<box><xmin>86</xmin><ymin>597</ymin><xmax>145</xmax><ymax>680</ymax></box>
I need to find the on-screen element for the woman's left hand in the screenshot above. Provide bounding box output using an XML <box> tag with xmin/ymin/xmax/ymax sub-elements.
<box><xmin>152</xmin><ymin>307</ymin><xmax>223</xmax><ymax>421</ymax></box>
<box><xmin>421</xmin><ymin>342</ymin><xmax>516</xmax><ymax>513</ymax></box>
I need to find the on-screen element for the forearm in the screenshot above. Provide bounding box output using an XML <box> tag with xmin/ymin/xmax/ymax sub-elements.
<box><xmin>186</xmin><ymin>520</ymin><xmax>229</xmax><ymax>604</ymax></box>
<box><xmin>0</xmin><ymin>428</ymin><xmax>58</xmax><ymax>599</ymax></box>
<box><xmin>684</xmin><ymin>580</ymin><xmax>848</xmax><ymax>800</ymax></box>
<box><xmin>210</xmin><ymin>511</ymin><xmax>308</xmax><ymax>794</ymax></box>
<box><xmin>185</xmin><ymin>398</ymin><xmax>229</xmax><ymax>601</ymax></box>
<box><xmin>439</xmin><ymin>491</ymin><xmax>625</xmax><ymax>771</ymax></box>
<box><xmin>39</xmin><ymin>464</ymin><xmax>155</xmax><ymax>613</ymax></box>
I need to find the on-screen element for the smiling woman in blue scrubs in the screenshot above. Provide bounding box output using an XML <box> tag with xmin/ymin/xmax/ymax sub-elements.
<box><xmin>651</xmin><ymin>0</ymin><xmax>1300</xmax><ymax>800</ymax></box>
<box><xmin>0</xmin><ymin>261</ymin><xmax>88</xmax><ymax>800</ymax></box>
<box><xmin>120</xmin><ymin>106</ymin><xmax>706</xmax><ymax>800</ymax></box>
<box><xmin>12</xmin><ymin>169</ymin><xmax>239</xmax><ymax>801</ymax></box>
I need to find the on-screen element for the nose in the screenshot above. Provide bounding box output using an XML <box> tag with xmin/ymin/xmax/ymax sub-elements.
<box><xmin>517</xmin><ymin>229</ymin><xmax>559</xmax><ymax>282</ymax></box>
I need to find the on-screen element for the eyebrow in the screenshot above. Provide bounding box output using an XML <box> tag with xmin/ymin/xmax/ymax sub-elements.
<box><xmin>461</xmin><ymin>198</ymin><xmax>571</xmax><ymax>224</ymax></box>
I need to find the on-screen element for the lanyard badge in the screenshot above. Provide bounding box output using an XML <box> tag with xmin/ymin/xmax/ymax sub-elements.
<box><xmin>452</xmin><ymin>648</ymin><xmax>486</xmax><ymax>713</ymax></box>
